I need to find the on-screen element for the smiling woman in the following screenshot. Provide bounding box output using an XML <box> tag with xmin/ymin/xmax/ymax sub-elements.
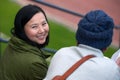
<box><xmin>24</xmin><ymin>12</ymin><xmax>49</xmax><ymax>45</ymax></box>
<box><xmin>0</xmin><ymin>4</ymin><xmax>51</xmax><ymax>80</ymax></box>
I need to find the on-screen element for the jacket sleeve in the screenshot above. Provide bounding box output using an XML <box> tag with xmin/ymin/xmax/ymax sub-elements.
<box><xmin>30</xmin><ymin>61</ymin><xmax>48</xmax><ymax>80</ymax></box>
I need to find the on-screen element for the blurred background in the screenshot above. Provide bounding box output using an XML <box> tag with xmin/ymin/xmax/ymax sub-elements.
<box><xmin>0</xmin><ymin>0</ymin><xmax>120</xmax><ymax>58</ymax></box>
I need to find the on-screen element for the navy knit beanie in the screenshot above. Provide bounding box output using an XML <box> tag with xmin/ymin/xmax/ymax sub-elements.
<box><xmin>76</xmin><ymin>10</ymin><xmax>114</xmax><ymax>50</ymax></box>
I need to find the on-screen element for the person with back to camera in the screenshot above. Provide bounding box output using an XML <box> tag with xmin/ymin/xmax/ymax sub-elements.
<box><xmin>44</xmin><ymin>10</ymin><xmax>120</xmax><ymax>80</ymax></box>
<box><xmin>111</xmin><ymin>49</ymin><xmax>120</xmax><ymax>67</ymax></box>
<box><xmin>0</xmin><ymin>4</ymin><xmax>51</xmax><ymax>80</ymax></box>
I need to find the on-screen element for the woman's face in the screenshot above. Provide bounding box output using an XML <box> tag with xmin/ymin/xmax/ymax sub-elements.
<box><xmin>24</xmin><ymin>12</ymin><xmax>49</xmax><ymax>44</ymax></box>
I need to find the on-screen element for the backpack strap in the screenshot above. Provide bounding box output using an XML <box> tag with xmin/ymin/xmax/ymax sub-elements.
<box><xmin>52</xmin><ymin>55</ymin><xmax>96</xmax><ymax>80</ymax></box>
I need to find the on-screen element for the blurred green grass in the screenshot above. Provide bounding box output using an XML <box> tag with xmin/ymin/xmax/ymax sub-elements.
<box><xmin>0</xmin><ymin>0</ymin><xmax>118</xmax><ymax>58</ymax></box>
<box><xmin>0</xmin><ymin>0</ymin><xmax>21</xmax><ymax>56</ymax></box>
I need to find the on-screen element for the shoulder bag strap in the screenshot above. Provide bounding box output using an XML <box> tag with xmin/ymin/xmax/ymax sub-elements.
<box><xmin>52</xmin><ymin>55</ymin><xmax>96</xmax><ymax>80</ymax></box>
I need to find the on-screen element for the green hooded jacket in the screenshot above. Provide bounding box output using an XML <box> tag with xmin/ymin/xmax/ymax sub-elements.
<box><xmin>0</xmin><ymin>36</ymin><xmax>50</xmax><ymax>80</ymax></box>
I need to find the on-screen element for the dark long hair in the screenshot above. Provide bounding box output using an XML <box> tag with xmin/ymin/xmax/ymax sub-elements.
<box><xmin>11</xmin><ymin>4</ymin><xmax>49</xmax><ymax>48</ymax></box>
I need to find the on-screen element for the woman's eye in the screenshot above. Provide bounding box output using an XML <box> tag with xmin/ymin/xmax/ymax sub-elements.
<box><xmin>42</xmin><ymin>22</ymin><xmax>47</xmax><ymax>26</ymax></box>
<box><xmin>31</xmin><ymin>25</ymin><xmax>37</xmax><ymax>29</ymax></box>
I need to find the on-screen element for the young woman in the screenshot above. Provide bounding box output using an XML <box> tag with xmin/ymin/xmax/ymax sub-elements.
<box><xmin>0</xmin><ymin>4</ymin><xmax>51</xmax><ymax>80</ymax></box>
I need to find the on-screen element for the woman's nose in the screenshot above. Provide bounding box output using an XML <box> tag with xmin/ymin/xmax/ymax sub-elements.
<box><xmin>38</xmin><ymin>27</ymin><xmax>44</xmax><ymax>33</ymax></box>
